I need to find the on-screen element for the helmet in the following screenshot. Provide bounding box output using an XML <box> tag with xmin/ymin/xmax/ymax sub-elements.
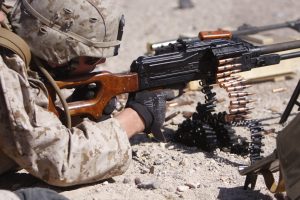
<box><xmin>10</xmin><ymin>0</ymin><xmax>125</xmax><ymax>65</ymax></box>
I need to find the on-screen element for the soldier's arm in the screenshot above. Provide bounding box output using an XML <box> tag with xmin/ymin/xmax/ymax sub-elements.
<box><xmin>0</xmin><ymin>55</ymin><xmax>134</xmax><ymax>186</ymax></box>
<box><xmin>115</xmin><ymin>107</ymin><xmax>145</xmax><ymax>138</ymax></box>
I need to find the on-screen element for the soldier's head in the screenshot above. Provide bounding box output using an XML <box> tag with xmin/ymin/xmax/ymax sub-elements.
<box><xmin>10</xmin><ymin>0</ymin><xmax>124</xmax><ymax>75</ymax></box>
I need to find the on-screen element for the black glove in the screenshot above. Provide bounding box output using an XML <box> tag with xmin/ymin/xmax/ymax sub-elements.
<box><xmin>126</xmin><ymin>89</ymin><xmax>177</xmax><ymax>142</ymax></box>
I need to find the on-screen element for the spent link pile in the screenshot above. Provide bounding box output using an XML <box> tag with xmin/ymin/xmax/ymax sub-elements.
<box><xmin>175</xmin><ymin>78</ymin><xmax>249</xmax><ymax>155</ymax></box>
<box><xmin>175</xmin><ymin>56</ymin><xmax>265</xmax><ymax>160</ymax></box>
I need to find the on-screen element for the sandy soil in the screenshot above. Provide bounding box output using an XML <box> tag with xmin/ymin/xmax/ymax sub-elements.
<box><xmin>1</xmin><ymin>0</ymin><xmax>300</xmax><ymax>200</ymax></box>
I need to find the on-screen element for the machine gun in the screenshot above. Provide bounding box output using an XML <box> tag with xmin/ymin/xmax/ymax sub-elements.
<box><xmin>49</xmin><ymin>39</ymin><xmax>300</xmax><ymax>123</ymax></box>
<box><xmin>46</xmin><ymin>20</ymin><xmax>300</xmax><ymax>128</ymax></box>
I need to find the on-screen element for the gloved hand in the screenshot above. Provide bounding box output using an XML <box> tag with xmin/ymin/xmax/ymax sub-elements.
<box><xmin>126</xmin><ymin>89</ymin><xmax>178</xmax><ymax>142</ymax></box>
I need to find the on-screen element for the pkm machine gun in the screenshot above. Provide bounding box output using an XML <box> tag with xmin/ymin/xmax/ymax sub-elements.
<box><xmin>48</xmin><ymin>38</ymin><xmax>300</xmax><ymax>124</ymax></box>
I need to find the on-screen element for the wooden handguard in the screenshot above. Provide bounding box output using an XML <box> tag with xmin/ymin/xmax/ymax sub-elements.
<box><xmin>199</xmin><ymin>30</ymin><xmax>232</xmax><ymax>40</ymax></box>
<box><xmin>48</xmin><ymin>71</ymin><xmax>139</xmax><ymax>120</ymax></box>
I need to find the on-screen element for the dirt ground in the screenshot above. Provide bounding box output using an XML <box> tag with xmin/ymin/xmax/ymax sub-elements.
<box><xmin>1</xmin><ymin>0</ymin><xmax>300</xmax><ymax>200</ymax></box>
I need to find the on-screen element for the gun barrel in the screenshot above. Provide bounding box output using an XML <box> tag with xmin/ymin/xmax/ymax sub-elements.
<box><xmin>280</xmin><ymin>51</ymin><xmax>300</xmax><ymax>60</ymax></box>
<box><xmin>148</xmin><ymin>19</ymin><xmax>300</xmax><ymax>52</ymax></box>
<box><xmin>232</xmin><ymin>20</ymin><xmax>300</xmax><ymax>36</ymax></box>
<box><xmin>252</xmin><ymin>40</ymin><xmax>300</xmax><ymax>55</ymax></box>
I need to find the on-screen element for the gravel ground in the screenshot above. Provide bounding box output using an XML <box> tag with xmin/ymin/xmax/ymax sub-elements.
<box><xmin>1</xmin><ymin>0</ymin><xmax>300</xmax><ymax>200</ymax></box>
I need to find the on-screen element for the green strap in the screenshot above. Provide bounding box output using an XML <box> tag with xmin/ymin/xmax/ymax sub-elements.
<box><xmin>0</xmin><ymin>27</ymin><xmax>31</xmax><ymax>67</ymax></box>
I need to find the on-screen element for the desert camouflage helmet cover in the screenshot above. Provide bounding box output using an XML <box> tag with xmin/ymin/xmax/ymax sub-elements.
<box><xmin>10</xmin><ymin>0</ymin><xmax>124</xmax><ymax>64</ymax></box>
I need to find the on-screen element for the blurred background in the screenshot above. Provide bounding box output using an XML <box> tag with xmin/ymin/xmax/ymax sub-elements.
<box><xmin>103</xmin><ymin>0</ymin><xmax>300</xmax><ymax>72</ymax></box>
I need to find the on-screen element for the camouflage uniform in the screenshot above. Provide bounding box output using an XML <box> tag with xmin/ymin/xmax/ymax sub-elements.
<box><xmin>0</xmin><ymin>53</ymin><xmax>132</xmax><ymax>187</ymax></box>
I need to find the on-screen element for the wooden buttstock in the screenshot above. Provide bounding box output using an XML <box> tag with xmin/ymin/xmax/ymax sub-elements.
<box><xmin>48</xmin><ymin>71</ymin><xmax>139</xmax><ymax>120</ymax></box>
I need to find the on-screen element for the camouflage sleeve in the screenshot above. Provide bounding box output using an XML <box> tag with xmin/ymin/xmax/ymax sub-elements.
<box><xmin>0</xmin><ymin>55</ymin><xmax>132</xmax><ymax>186</ymax></box>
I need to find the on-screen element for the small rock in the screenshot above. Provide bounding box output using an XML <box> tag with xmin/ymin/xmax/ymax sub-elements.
<box><xmin>123</xmin><ymin>178</ymin><xmax>131</xmax><ymax>184</ymax></box>
<box><xmin>150</xmin><ymin>166</ymin><xmax>155</xmax><ymax>174</ymax></box>
<box><xmin>267</xmin><ymin>106</ymin><xmax>278</xmax><ymax>113</ymax></box>
<box><xmin>134</xmin><ymin>177</ymin><xmax>141</xmax><ymax>185</ymax></box>
<box><xmin>167</xmin><ymin>145</ymin><xmax>175</xmax><ymax>150</ymax></box>
<box><xmin>137</xmin><ymin>181</ymin><xmax>160</xmax><ymax>190</ymax></box>
<box><xmin>177</xmin><ymin>185</ymin><xmax>189</xmax><ymax>192</ymax></box>
<box><xmin>95</xmin><ymin>188</ymin><xmax>102</xmax><ymax>193</ymax></box>
<box><xmin>178</xmin><ymin>0</ymin><xmax>194</xmax><ymax>9</ymax></box>
<box><xmin>171</xmin><ymin>156</ymin><xmax>179</xmax><ymax>161</ymax></box>
<box><xmin>140</xmin><ymin>168</ymin><xmax>149</xmax><ymax>174</ymax></box>
<box><xmin>185</xmin><ymin>182</ymin><xmax>197</xmax><ymax>189</ymax></box>
<box><xmin>188</xmin><ymin>80</ymin><xmax>200</xmax><ymax>91</ymax></box>
<box><xmin>219</xmin><ymin>176</ymin><xmax>226</xmax><ymax>182</ymax></box>
<box><xmin>154</xmin><ymin>159</ymin><xmax>163</xmax><ymax>165</ymax></box>
<box><xmin>157</xmin><ymin>153</ymin><xmax>164</xmax><ymax>158</ymax></box>
<box><xmin>142</xmin><ymin>150</ymin><xmax>150</xmax><ymax>157</ymax></box>
<box><xmin>102</xmin><ymin>181</ymin><xmax>109</xmax><ymax>185</ymax></box>
<box><xmin>166</xmin><ymin>187</ymin><xmax>176</xmax><ymax>192</ymax></box>
<box><xmin>179</xmin><ymin>158</ymin><xmax>188</xmax><ymax>166</ymax></box>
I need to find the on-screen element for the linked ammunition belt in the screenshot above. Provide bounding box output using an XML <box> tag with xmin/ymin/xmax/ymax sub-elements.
<box><xmin>176</xmin><ymin>57</ymin><xmax>264</xmax><ymax>163</ymax></box>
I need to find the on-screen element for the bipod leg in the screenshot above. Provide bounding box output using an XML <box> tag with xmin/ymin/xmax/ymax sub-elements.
<box><xmin>244</xmin><ymin>173</ymin><xmax>258</xmax><ymax>190</ymax></box>
<box><xmin>279</xmin><ymin>80</ymin><xmax>300</xmax><ymax>124</ymax></box>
